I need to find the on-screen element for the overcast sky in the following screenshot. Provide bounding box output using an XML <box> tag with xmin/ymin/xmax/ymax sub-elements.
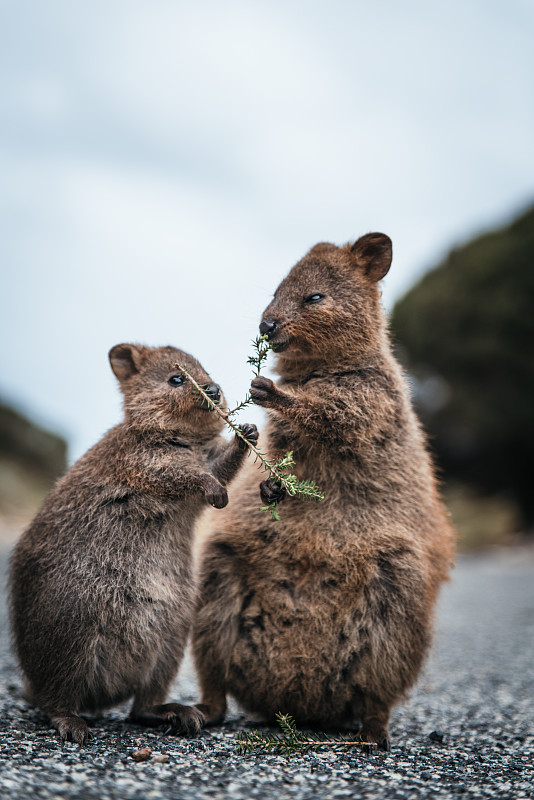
<box><xmin>1</xmin><ymin>0</ymin><xmax>533</xmax><ymax>461</ymax></box>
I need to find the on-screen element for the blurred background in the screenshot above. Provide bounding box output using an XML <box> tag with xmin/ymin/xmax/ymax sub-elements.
<box><xmin>1</xmin><ymin>0</ymin><xmax>533</xmax><ymax>549</ymax></box>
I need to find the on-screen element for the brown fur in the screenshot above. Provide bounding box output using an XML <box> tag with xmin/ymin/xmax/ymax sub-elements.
<box><xmin>192</xmin><ymin>233</ymin><xmax>455</xmax><ymax>750</ymax></box>
<box><xmin>9</xmin><ymin>344</ymin><xmax>257</xmax><ymax>744</ymax></box>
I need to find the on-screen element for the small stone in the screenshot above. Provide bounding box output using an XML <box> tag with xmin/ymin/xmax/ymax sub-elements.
<box><xmin>429</xmin><ymin>730</ymin><xmax>445</xmax><ymax>743</ymax></box>
<box><xmin>152</xmin><ymin>753</ymin><xmax>169</xmax><ymax>763</ymax></box>
<box><xmin>131</xmin><ymin>747</ymin><xmax>152</xmax><ymax>762</ymax></box>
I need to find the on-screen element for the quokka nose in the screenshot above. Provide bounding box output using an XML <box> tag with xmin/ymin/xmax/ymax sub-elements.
<box><xmin>259</xmin><ymin>319</ymin><xmax>277</xmax><ymax>338</ymax></box>
<box><xmin>204</xmin><ymin>383</ymin><xmax>221</xmax><ymax>403</ymax></box>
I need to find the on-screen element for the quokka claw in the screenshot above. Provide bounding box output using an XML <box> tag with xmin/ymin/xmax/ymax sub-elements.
<box><xmin>237</xmin><ymin>423</ymin><xmax>259</xmax><ymax>449</ymax></box>
<box><xmin>54</xmin><ymin>715</ymin><xmax>92</xmax><ymax>746</ymax></box>
<box><xmin>260</xmin><ymin>478</ymin><xmax>287</xmax><ymax>505</ymax></box>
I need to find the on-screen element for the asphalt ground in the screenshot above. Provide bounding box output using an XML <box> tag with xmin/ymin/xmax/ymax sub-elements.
<box><xmin>0</xmin><ymin>544</ymin><xmax>533</xmax><ymax>800</ymax></box>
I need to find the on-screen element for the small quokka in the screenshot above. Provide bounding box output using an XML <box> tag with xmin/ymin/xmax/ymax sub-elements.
<box><xmin>193</xmin><ymin>233</ymin><xmax>455</xmax><ymax>750</ymax></box>
<box><xmin>9</xmin><ymin>343</ymin><xmax>258</xmax><ymax>744</ymax></box>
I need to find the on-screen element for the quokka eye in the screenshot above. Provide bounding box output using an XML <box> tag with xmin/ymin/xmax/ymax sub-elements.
<box><xmin>303</xmin><ymin>293</ymin><xmax>325</xmax><ymax>304</ymax></box>
<box><xmin>168</xmin><ymin>375</ymin><xmax>185</xmax><ymax>387</ymax></box>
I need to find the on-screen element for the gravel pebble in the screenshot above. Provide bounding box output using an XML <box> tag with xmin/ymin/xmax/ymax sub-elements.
<box><xmin>131</xmin><ymin>747</ymin><xmax>152</xmax><ymax>762</ymax></box>
<box><xmin>1</xmin><ymin>546</ymin><xmax>533</xmax><ymax>799</ymax></box>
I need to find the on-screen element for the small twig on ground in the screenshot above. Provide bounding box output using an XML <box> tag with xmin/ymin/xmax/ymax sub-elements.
<box><xmin>236</xmin><ymin>712</ymin><xmax>376</xmax><ymax>755</ymax></box>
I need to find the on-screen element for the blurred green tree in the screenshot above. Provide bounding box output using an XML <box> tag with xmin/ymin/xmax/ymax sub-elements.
<box><xmin>0</xmin><ymin>401</ymin><xmax>67</xmax><ymax>519</ymax></box>
<box><xmin>391</xmin><ymin>203</ymin><xmax>534</xmax><ymax>531</ymax></box>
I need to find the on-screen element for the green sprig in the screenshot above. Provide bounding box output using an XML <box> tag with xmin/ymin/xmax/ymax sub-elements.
<box><xmin>236</xmin><ymin>712</ymin><xmax>375</xmax><ymax>755</ymax></box>
<box><xmin>174</xmin><ymin>335</ymin><xmax>324</xmax><ymax>519</ymax></box>
<box><xmin>226</xmin><ymin>334</ymin><xmax>271</xmax><ymax>417</ymax></box>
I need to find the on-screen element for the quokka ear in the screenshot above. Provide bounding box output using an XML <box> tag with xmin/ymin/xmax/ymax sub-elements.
<box><xmin>108</xmin><ymin>343</ymin><xmax>146</xmax><ymax>381</ymax></box>
<box><xmin>350</xmin><ymin>233</ymin><xmax>393</xmax><ymax>282</ymax></box>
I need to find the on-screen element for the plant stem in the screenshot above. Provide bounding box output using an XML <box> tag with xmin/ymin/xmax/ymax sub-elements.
<box><xmin>174</xmin><ymin>363</ymin><xmax>300</xmax><ymax>493</ymax></box>
<box><xmin>235</xmin><ymin>712</ymin><xmax>376</xmax><ymax>755</ymax></box>
<box><xmin>174</xmin><ymin>334</ymin><xmax>324</xmax><ymax>519</ymax></box>
<box><xmin>226</xmin><ymin>334</ymin><xmax>271</xmax><ymax>415</ymax></box>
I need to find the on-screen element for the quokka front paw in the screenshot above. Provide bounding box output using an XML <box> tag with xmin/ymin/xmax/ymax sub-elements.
<box><xmin>260</xmin><ymin>478</ymin><xmax>287</xmax><ymax>505</ymax></box>
<box><xmin>237</xmin><ymin>423</ymin><xmax>259</xmax><ymax>450</ymax></box>
<box><xmin>250</xmin><ymin>377</ymin><xmax>291</xmax><ymax>409</ymax></box>
<box><xmin>203</xmin><ymin>478</ymin><xmax>229</xmax><ymax>508</ymax></box>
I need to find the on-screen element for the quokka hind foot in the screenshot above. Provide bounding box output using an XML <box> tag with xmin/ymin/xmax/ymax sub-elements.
<box><xmin>129</xmin><ymin>703</ymin><xmax>205</xmax><ymax>736</ymax></box>
<box><xmin>51</xmin><ymin>714</ymin><xmax>92</xmax><ymax>745</ymax></box>
<box><xmin>193</xmin><ymin>702</ymin><xmax>226</xmax><ymax>727</ymax></box>
<box><xmin>358</xmin><ymin>723</ymin><xmax>391</xmax><ymax>752</ymax></box>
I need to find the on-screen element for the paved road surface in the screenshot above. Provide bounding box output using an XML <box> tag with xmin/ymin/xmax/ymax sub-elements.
<box><xmin>0</xmin><ymin>545</ymin><xmax>532</xmax><ymax>799</ymax></box>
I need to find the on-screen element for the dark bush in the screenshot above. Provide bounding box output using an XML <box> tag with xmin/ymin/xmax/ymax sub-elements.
<box><xmin>391</xmin><ymin>203</ymin><xmax>534</xmax><ymax>529</ymax></box>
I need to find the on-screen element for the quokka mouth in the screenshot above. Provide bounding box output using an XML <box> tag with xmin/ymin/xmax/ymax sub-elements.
<box><xmin>271</xmin><ymin>337</ymin><xmax>292</xmax><ymax>353</ymax></box>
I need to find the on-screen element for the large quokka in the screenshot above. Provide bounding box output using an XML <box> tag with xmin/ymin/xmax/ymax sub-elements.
<box><xmin>9</xmin><ymin>344</ymin><xmax>257</xmax><ymax>744</ymax></box>
<box><xmin>193</xmin><ymin>233</ymin><xmax>455</xmax><ymax>750</ymax></box>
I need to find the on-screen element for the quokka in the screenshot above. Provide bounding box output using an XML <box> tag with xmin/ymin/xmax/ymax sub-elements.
<box><xmin>193</xmin><ymin>233</ymin><xmax>455</xmax><ymax>750</ymax></box>
<box><xmin>10</xmin><ymin>343</ymin><xmax>257</xmax><ymax>744</ymax></box>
